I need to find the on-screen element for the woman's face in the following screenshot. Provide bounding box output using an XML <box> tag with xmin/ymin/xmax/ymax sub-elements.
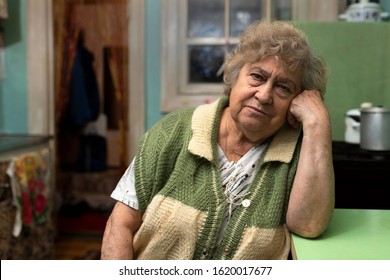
<box><xmin>229</xmin><ymin>56</ymin><xmax>301</xmax><ymax>141</ymax></box>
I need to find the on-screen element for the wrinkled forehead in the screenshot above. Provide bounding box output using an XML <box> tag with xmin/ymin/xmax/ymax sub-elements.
<box><xmin>252</xmin><ymin>56</ymin><xmax>303</xmax><ymax>80</ymax></box>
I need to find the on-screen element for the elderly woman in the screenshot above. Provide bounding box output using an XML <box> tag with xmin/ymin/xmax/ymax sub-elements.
<box><xmin>101</xmin><ymin>20</ymin><xmax>335</xmax><ymax>260</ymax></box>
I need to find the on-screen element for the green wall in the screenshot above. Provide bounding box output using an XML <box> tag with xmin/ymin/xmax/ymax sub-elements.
<box><xmin>0</xmin><ymin>0</ymin><xmax>27</xmax><ymax>133</ymax></box>
<box><xmin>382</xmin><ymin>0</ymin><xmax>390</xmax><ymax>16</ymax></box>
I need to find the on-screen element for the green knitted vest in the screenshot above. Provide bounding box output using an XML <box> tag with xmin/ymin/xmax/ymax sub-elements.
<box><xmin>133</xmin><ymin>97</ymin><xmax>302</xmax><ymax>260</ymax></box>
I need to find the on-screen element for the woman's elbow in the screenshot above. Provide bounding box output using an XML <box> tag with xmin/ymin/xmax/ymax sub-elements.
<box><xmin>286</xmin><ymin>216</ymin><xmax>331</xmax><ymax>239</ymax></box>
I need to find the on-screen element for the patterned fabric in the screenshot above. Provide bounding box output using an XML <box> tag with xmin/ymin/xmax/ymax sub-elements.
<box><xmin>6</xmin><ymin>148</ymin><xmax>50</xmax><ymax>237</ymax></box>
<box><xmin>215</xmin><ymin>143</ymin><xmax>268</xmax><ymax>248</ymax></box>
<box><xmin>133</xmin><ymin>97</ymin><xmax>302</xmax><ymax>259</ymax></box>
<box><xmin>111</xmin><ymin>158</ymin><xmax>139</xmax><ymax>210</ymax></box>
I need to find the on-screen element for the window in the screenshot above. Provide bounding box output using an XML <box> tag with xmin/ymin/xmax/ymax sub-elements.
<box><xmin>161</xmin><ymin>0</ymin><xmax>342</xmax><ymax>112</ymax></box>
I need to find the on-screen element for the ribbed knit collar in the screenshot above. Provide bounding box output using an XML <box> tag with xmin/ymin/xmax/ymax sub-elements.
<box><xmin>188</xmin><ymin>96</ymin><xmax>301</xmax><ymax>164</ymax></box>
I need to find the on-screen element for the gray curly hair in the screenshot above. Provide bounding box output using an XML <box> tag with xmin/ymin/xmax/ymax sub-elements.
<box><xmin>223</xmin><ymin>20</ymin><xmax>327</xmax><ymax>97</ymax></box>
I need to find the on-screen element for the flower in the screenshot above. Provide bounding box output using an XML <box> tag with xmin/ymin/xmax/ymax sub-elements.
<box><xmin>34</xmin><ymin>194</ymin><xmax>47</xmax><ymax>214</ymax></box>
<box><xmin>21</xmin><ymin>192</ymin><xmax>33</xmax><ymax>226</ymax></box>
<box><xmin>37</xmin><ymin>181</ymin><xmax>45</xmax><ymax>191</ymax></box>
<box><xmin>28</xmin><ymin>179</ymin><xmax>38</xmax><ymax>193</ymax></box>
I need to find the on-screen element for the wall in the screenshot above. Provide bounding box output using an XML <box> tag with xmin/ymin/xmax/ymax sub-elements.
<box><xmin>382</xmin><ymin>0</ymin><xmax>390</xmax><ymax>16</ymax></box>
<box><xmin>0</xmin><ymin>0</ymin><xmax>27</xmax><ymax>133</ymax></box>
<box><xmin>145</xmin><ymin>0</ymin><xmax>162</xmax><ymax>129</ymax></box>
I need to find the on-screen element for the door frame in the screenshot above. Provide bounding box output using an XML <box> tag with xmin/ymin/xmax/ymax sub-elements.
<box><xmin>26</xmin><ymin>0</ymin><xmax>145</xmax><ymax>161</ymax></box>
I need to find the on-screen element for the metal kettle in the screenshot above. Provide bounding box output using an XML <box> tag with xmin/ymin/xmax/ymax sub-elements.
<box><xmin>345</xmin><ymin>108</ymin><xmax>361</xmax><ymax>144</ymax></box>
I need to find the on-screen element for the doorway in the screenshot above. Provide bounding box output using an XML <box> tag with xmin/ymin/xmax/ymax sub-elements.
<box><xmin>26</xmin><ymin>0</ymin><xmax>144</xmax><ymax>158</ymax></box>
<box><xmin>50</xmin><ymin>0</ymin><xmax>144</xmax><ymax>235</ymax></box>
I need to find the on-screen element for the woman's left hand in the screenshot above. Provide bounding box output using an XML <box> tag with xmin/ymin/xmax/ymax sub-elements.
<box><xmin>287</xmin><ymin>90</ymin><xmax>330</xmax><ymax>130</ymax></box>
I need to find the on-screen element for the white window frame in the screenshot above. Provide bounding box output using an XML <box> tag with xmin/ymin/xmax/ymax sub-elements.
<box><xmin>161</xmin><ymin>0</ymin><xmax>250</xmax><ymax>112</ymax></box>
<box><xmin>161</xmin><ymin>0</ymin><xmax>343</xmax><ymax>112</ymax></box>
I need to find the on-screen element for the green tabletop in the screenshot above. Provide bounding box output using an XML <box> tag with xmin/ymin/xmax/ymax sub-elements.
<box><xmin>292</xmin><ymin>209</ymin><xmax>390</xmax><ymax>260</ymax></box>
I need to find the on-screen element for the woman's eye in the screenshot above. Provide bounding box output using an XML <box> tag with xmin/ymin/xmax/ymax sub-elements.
<box><xmin>276</xmin><ymin>84</ymin><xmax>292</xmax><ymax>94</ymax></box>
<box><xmin>250</xmin><ymin>73</ymin><xmax>264</xmax><ymax>81</ymax></box>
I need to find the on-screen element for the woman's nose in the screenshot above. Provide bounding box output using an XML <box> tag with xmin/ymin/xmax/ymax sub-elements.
<box><xmin>254</xmin><ymin>84</ymin><xmax>273</xmax><ymax>104</ymax></box>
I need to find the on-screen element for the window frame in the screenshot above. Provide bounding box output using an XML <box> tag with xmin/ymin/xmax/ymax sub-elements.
<box><xmin>161</xmin><ymin>0</ymin><xmax>226</xmax><ymax>112</ymax></box>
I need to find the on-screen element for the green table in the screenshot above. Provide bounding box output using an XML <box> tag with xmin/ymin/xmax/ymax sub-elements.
<box><xmin>292</xmin><ymin>209</ymin><xmax>390</xmax><ymax>260</ymax></box>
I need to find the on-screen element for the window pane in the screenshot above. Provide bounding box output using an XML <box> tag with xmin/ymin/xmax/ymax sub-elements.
<box><xmin>189</xmin><ymin>45</ymin><xmax>225</xmax><ymax>83</ymax></box>
<box><xmin>188</xmin><ymin>0</ymin><xmax>225</xmax><ymax>38</ymax></box>
<box><xmin>230</xmin><ymin>0</ymin><xmax>262</xmax><ymax>37</ymax></box>
<box><xmin>272</xmin><ymin>0</ymin><xmax>292</xmax><ymax>20</ymax></box>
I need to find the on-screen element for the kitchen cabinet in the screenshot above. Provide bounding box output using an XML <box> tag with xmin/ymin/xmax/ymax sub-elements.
<box><xmin>0</xmin><ymin>135</ymin><xmax>55</xmax><ymax>259</ymax></box>
<box><xmin>333</xmin><ymin>141</ymin><xmax>390</xmax><ymax>210</ymax></box>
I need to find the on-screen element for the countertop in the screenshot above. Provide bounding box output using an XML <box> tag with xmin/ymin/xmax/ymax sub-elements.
<box><xmin>0</xmin><ymin>134</ymin><xmax>52</xmax><ymax>153</ymax></box>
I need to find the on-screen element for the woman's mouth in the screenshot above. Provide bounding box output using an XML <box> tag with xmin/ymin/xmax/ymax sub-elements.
<box><xmin>247</xmin><ymin>105</ymin><xmax>269</xmax><ymax>117</ymax></box>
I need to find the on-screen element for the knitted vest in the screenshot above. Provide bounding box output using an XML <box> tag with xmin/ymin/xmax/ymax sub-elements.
<box><xmin>133</xmin><ymin>96</ymin><xmax>302</xmax><ymax>260</ymax></box>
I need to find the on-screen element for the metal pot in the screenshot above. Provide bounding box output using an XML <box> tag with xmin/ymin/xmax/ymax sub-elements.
<box><xmin>360</xmin><ymin>107</ymin><xmax>390</xmax><ymax>151</ymax></box>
